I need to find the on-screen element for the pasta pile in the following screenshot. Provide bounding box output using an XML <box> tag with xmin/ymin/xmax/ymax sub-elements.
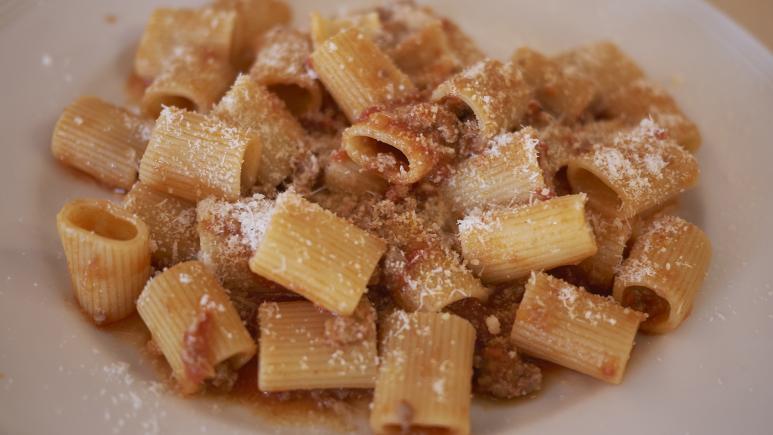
<box><xmin>51</xmin><ymin>0</ymin><xmax>712</xmax><ymax>433</ymax></box>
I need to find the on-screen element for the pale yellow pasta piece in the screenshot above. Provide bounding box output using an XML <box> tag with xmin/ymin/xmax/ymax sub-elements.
<box><xmin>601</xmin><ymin>79</ymin><xmax>702</xmax><ymax>151</ymax></box>
<box><xmin>458</xmin><ymin>194</ymin><xmax>597</xmax><ymax>284</ymax></box>
<box><xmin>388</xmin><ymin>19</ymin><xmax>461</xmax><ymax>89</ymax></box>
<box><xmin>578</xmin><ymin>211</ymin><xmax>632</xmax><ymax>291</ymax></box>
<box><xmin>380</xmin><ymin>210</ymin><xmax>489</xmax><ymax>312</ymax></box>
<box><xmin>134</xmin><ymin>7</ymin><xmax>237</xmax><ymax>81</ymax></box>
<box><xmin>196</xmin><ymin>194</ymin><xmax>283</xmax><ymax>294</ymax></box>
<box><xmin>212</xmin><ymin>74</ymin><xmax>307</xmax><ymax>189</ymax></box>
<box><xmin>443</xmin><ymin>128</ymin><xmax>546</xmax><ymax>213</ymax></box>
<box><xmin>566</xmin><ymin>119</ymin><xmax>699</xmax><ymax>219</ymax></box>
<box><xmin>323</xmin><ymin>150</ymin><xmax>388</xmax><ymax>196</ymax></box>
<box><xmin>249</xmin><ymin>26</ymin><xmax>322</xmax><ymax>116</ymax></box>
<box><xmin>56</xmin><ymin>199</ymin><xmax>151</xmax><ymax>324</ymax></box>
<box><xmin>311</xmin><ymin>28</ymin><xmax>416</xmax><ymax>122</ymax></box>
<box><xmin>214</xmin><ymin>0</ymin><xmax>292</xmax><ymax>69</ymax></box>
<box><xmin>512</xmin><ymin>47</ymin><xmax>594</xmax><ymax>120</ymax></box>
<box><xmin>511</xmin><ymin>272</ymin><xmax>645</xmax><ymax>384</ymax></box>
<box><xmin>342</xmin><ymin>103</ymin><xmax>455</xmax><ymax>184</ymax></box>
<box><xmin>249</xmin><ymin>191</ymin><xmax>387</xmax><ymax>315</ymax></box>
<box><xmin>141</xmin><ymin>46</ymin><xmax>236</xmax><ymax>118</ymax></box>
<box><xmin>371</xmin><ymin>311</ymin><xmax>476</xmax><ymax>435</ymax></box>
<box><xmin>257</xmin><ymin>300</ymin><xmax>379</xmax><ymax>391</ymax></box>
<box><xmin>432</xmin><ymin>59</ymin><xmax>530</xmax><ymax>138</ymax></box>
<box><xmin>139</xmin><ymin>107</ymin><xmax>261</xmax><ymax>202</ymax></box>
<box><xmin>123</xmin><ymin>182</ymin><xmax>199</xmax><ymax>268</ymax></box>
<box><xmin>613</xmin><ymin>215</ymin><xmax>711</xmax><ymax>334</ymax></box>
<box><xmin>137</xmin><ymin>261</ymin><xmax>256</xmax><ymax>394</ymax></box>
<box><xmin>310</xmin><ymin>11</ymin><xmax>382</xmax><ymax>49</ymax></box>
<box><xmin>554</xmin><ymin>41</ymin><xmax>644</xmax><ymax>103</ymax></box>
<box><xmin>51</xmin><ymin>96</ymin><xmax>152</xmax><ymax>190</ymax></box>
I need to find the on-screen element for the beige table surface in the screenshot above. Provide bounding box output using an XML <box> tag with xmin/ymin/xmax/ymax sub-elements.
<box><xmin>709</xmin><ymin>0</ymin><xmax>773</xmax><ymax>52</ymax></box>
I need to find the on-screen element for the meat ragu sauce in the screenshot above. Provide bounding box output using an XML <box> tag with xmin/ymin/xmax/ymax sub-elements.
<box><xmin>102</xmin><ymin>313</ymin><xmax>370</xmax><ymax>431</ymax></box>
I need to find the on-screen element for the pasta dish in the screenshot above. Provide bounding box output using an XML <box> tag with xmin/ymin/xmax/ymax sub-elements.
<box><xmin>50</xmin><ymin>0</ymin><xmax>712</xmax><ymax>433</ymax></box>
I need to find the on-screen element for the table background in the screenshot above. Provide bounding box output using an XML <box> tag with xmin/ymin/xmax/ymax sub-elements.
<box><xmin>709</xmin><ymin>0</ymin><xmax>773</xmax><ymax>52</ymax></box>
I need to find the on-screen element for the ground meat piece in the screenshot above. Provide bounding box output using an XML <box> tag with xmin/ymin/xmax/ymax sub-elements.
<box><xmin>474</xmin><ymin>337</ymin><xmax>542</xmax><ymax>399</ymax></box>
<box><xmin>324</xmin><ymin>300</ymin><xmax>377</xmax><ymax>346</ymax></box>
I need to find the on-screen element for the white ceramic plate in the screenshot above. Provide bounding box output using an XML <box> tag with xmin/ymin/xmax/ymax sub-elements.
<box><xmin>2</xmin><ymin>0</ymin><xmax>772</xmax><ymax>433</ymax></box>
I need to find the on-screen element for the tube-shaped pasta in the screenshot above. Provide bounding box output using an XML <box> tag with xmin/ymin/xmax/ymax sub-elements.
<box><xmin>343</xmin><ymin>102</ymin><xmax>457</xmax><ymax>184</ymax></box>
<box><xmin>310</xmin><ymin>11</ymin><xmax>382</xmax><ymax>49</ymax></box>
<box><xmin>196</xmin><ymin>194</ymin><xmax>284</xmax><ymax>295</ymax></box>
<box><xmin>136</xmin><ymin>261</ymin><xmax>256</xmax><ymax>394</ymax></box>
<box><xmin>566</xmin><ymin>119</ymin><xmax>699</xmax><ymax>219</ymax></box>
<box><xmin>512</xmin><ymin>47</ymin><xmax>594</xmax><ymax>120</ymax></box>
<box><xmin>553</xmin><ymin>41</ymin><xmax>644</xmax><ymax>102</ymax></box>
<box><xmin>431</xmin><ymin>59</ymin><xmax>530</xmax><ymax>138</ymax></box>
<box><xmin>141</xmin><ymin>46</ymin><xmax>236</xmax><ymax>118</ymax></box>
<box><xmin>510</xmin><ymin>272</ymin><xmax>645</xmax><ymax>384</ymax></box>
<box><xmin>458</xmin><ymin>194</ymin><xmax>597</xmax><ymax>284</ymax></box>
<box><xmin>134</xmin><ymin>7</ymin><xmax>237</xmax><ymax>81</ymax></box>
<box><xmin>323</xmin><ymin>150</ymin><xmax>388</xmax><ymax>195</ymax></box>
<box><xmin>214</xmin><ymin>0</ymin><xmax>292</xmax><ymax>69</ymax></box>
<box><xmin>578</xmin><ymin>211</ymin><xmax>632</xmax><ymax>291</ymax></box>
<box><xmin>139</xmin><ymin>107</ymin><xmax>261</xmax><ymax>202</ymax></box>
<box><xmin>257</xmin><ymin>300</ymin><xmax>379</xmax><ymax>391</ymax></box>
<box><xmin>443</xmin><ymin>128</ymin><xmax>546</xmax><ymax>213</ymax></box>
<box><xmin>380</xmin><ymin>210</ymin><xmax>489</xmax><ymax>312</ymax></box>
<box><xmin>56</xmin><ymin>199</ymin><xmax>151</xmax><ymax>325</ymax></box>
<box><xmin>51</xmin><ymin>96</ymin><xmax>152</xmax><ymax>191</ymax></box>
<box><xmin>601</xmin><ymin>79</ymin><xmax>702</xmax><ymax>151</ymax></box>
<box><xmin>388</xmin><ymin>19</ymin><xmax>461</xmax><ymax>90</ymax></box>
<box><xmin>249</xmin><ymin>191</ymin><xmax>387</xmax><ymax>315</ymax></box>
<box><xmin>212</xmin><ymin>74</ymin><xmax>307</xmax><ymax>189</ymax></box>
<box><xmin>123</xmin><ymin>182</ymin><xmax>199</xmax><ymax>268</ymax></box>
<box><xmin>613</xmin><ymin>215</ymin><xmax>711</xmax><ymax>334</ymax></box>
<box><xmin>371</xmin><ymin>311</ymin><xmax>476</xmax><ymax>435</ymax></box>
<box><xmin>311</xmin><ymin>28</ymin><xmax>416</xmax><ymax>122</ymax></box>
<box><xmin>249</xmin><ymin>27</ymin><xmax>322</xmax><ymax>116</ymax></box>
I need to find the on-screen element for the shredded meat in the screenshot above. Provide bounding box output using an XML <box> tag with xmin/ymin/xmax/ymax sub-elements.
<box><xmin>181</xmin><ymin>307</ymin><xmax>215</xmax><ymax>392</ymax></box>
<box><xmin>475</xmin><ymin>337</ymin><xmax>542</xmax><ymax>399</ymax></box>
<box><xmin>445</xmin><ymin>283</ymin><xmax>542</xmax><ymax>399</ymax></box>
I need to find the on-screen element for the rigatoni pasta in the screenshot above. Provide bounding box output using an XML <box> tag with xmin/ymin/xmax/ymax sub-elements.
<box><xmin>212</xmin><ymin>74</ymin><xmax>307</xmax><ymax>189</ymax></box>
<box><xmin>136</xmin><ymin>261</ymin><xmax>256</xmax><ymax>394</ymax></box>
<box><xmin>613</xmin><ymin>215</ymin><xmax>711</xmax><ymax>334</ymax></box>
<box><xmin>258</xmin><ymin>300</ymin><xmax>379</xmax><ymax>391</ymax></box>
<box><xmin>133</xmin><ymin>7</ymin><xmax>237</xmax><ymax>81</ymax></box>
<box><xmin>431</xmin><ymin>59</ymin><xmax>530</xmax><ymax>138</ymax></box>
<box><xmin>578</xmin><ymin>211</ymin><xmax>632</xmax><ymax>291</ymax></box>
<box><xmin>458</xmin><ymin>194</ymin><xmax>597</xmax><ymax>284</ymax></box>
<box><xmin>51</xmin><ymin>96</ymin><xmax>152</xmax><ymax>191</ymax></box>
<box><xmin>213</xmin><ymin>0</ymin><xmax>292</xmax><ymax>69</ymax></box>
<box><xmin>511</xmin><ymin>272</ymin><xmax>645</xmax><ymax>384</ymax></box>
<box><xmin>371</xmin><ymin>311</ymin><xmax>476</xmax><ymax>435</ymax></box>
<box><xmin>139</xmin><ymin>106</ymin><xmax>261</xmax><ymax>202</ymax></box>
<box><xmin>567</xmin><ymin>119</ymin><xmax>699</xmax><ymax>219</ymax></box>
<box><xmin>311</xmin><ymin>28</ymin><xmax>416</xmax><ymax>122</ymax></box>
<box><xmin>123</xmin><ymin>182</ymin><xmax>199</xmax><ymax>268</ymax></box>
<box><xmin>141</xmin><ymin>46</ymin><xmax>236</xmax><ymax>117</ymax></box>
<box><xmin>249</xmin><ymin>191</ymin><xmax>387</xmax><ymax>315</ymax></box>
<box><xmin>56</xmin><ymin>199</ymin><xmax>151</xmax><ymax>324</ymax></box>
<box><xmin>443</xmin><ymin>127</ymin><xmax>546</xmax><ymax>213</ymax></box>
<box><xmin>310</xmin><ymin>11</ymin><xmax>382</xmax><ymax>49</ymax></box>
<box><xmin>249</xmin><ymin>26</ymin><xmax>322</xmax><ymax>116</ymax></box>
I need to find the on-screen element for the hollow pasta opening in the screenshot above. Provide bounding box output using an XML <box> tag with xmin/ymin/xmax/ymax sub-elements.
<box><xmin>68</xmin><ymin>204</ymin><xmax>138</xmax><ymax>241</ymax></box>
<box><xmin>440</xmin><ymin>95</ymin><xmax>476</xmax><ymax>124</ymax></box>
<box><xmin>268</xmin><ymin>83</ymin><xmax>311</xmax><ymax>116</ymax></box>
<box><xmin>350</xmin><ymin>136</ymin><xmax>410</xmax><ymax>176</ymax></box>
<box><xmin>621</xmin><ymin>285</ymin><xmax>670</xmax><ymax>327</ymax></box>
<box><xmin>144</xmin><ymin>95</ymin><xmax>196</xmax><ymax>118</ymax></box>
<box><xmin>568</xmin><ymin>167</ymin><xmax>621</xmax><ymax>214</ymax></box>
